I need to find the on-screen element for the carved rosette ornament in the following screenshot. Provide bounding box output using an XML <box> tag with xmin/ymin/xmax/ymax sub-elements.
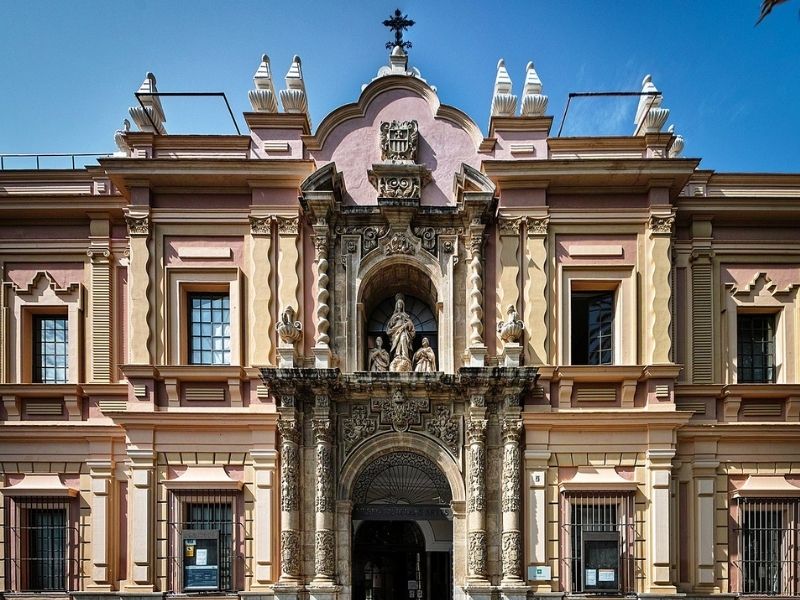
<box><xmin>280</xmin><ymin>530</ymin><xmax>300</xmax><ymax>577</ymax></box>
<box><xmin>468</xmin><ymin>531</ymin><xmax>488</xmax><ymax>578</ymax></box>
<box><xmin>650</xmin><ymin>214</ymin><xmax>675</xmax><ymax>235</ymax></box>
<box><xmin>314</xmin><ymin>530</ymin><xmax>336</xmax><ymax>578</ymax></box>
<box><xmin>378</xmin><ymin>176</ymin><xmax>421</xmax><ymax>199</ymax></box>
<box><xmin>383</xmin><ymin>232</ymin><xmax>415</xmax><ymax>255</ymax></box>
<box><xmin>501</xmin><ymin>530</ymin><xmax>523</xmax><ymax>580</ymax></box>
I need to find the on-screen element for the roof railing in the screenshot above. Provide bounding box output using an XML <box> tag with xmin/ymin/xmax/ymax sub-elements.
<box><xmin>0</xmin><ymin>152</ymin><xmax>112</xmax><ymax>171</ymax></box>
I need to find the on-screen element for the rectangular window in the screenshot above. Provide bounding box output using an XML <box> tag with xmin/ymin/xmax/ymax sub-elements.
<box><xmin>188</xmin><ymin>294</ymin><xmax>231</xmax><ymax>365</ymax></box>
<box><xmin>563</xmin><ymin>492</ymin><xmax>636</xmax><ymax>594</ymax></box>
<box><xmin>32</xmin><ymin>315</ymin><xmax>68</xmax><ymax>384</ymax></box>
<box><xmin>169</xmin><ymin>491</ymin><xmax>238</xmax><ymax>592</ymax></box>
<box><xmin>737</xmin><ymin>314</ymin><xmax>776</xmax><ymax>383</ymax></box>
<box><xmin>736</xmin><ymin>498</ymin><xmax>798</xmax><ymax>595</ymax></box>
<box><xmin>3</xmin><ymin>498</ymin><xmax>74</xmax><ymax>592</ymax></box>
<box><xmin>571</xmin><ymin>291</ymin><xmax>614</xmax><ymax>365</ymax></box>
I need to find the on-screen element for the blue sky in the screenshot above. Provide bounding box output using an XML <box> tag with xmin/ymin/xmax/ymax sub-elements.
<box><xmin>0</xmin><ymin>1</ymin><xmax>798</xmax><ymax>172</ymax></box>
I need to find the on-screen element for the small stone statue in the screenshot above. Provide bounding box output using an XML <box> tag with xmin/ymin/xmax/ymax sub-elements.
<box><xmin>369</xmin><ymin>336</ymin><xmax>390</xmax><ymax>372</ymax></box>
<box><xmin>497</xmin><ymin>304</ymin><xmax>524</xmax><ymax>343</ymax></box>
<box><xmin>386</xmin><ymin>293</ymin><xmax>415</xmax><ymax>372</ymax></box>
<box><xmin>276</xmin><ymin>306</ymin><xmax>302</xmax><ymax>344</ymax></box>
<box><xmin>413</xmin><ymin>337</ymin><xmax>436</xmax><ymax>372</ymax></box>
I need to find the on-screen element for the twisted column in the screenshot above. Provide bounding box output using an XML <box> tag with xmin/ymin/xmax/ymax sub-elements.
<box><xmin>312</xmin><ymin>226</ymin><xmax>332</xmax><ymax>368</ymax></box>
<box><xmin>467</xmin><ymin>227</ymin><xmax>487</xmax><ymax>366</ymax></box>
<box><xmin>466</xmin><ymin>414</ymin><xmax>488</xmax><ymax>582</ymax></box>
<box><xmin>501</xmin><ymin>417</ymin><xmax>523</xmax><ymax>584</ymax></box>
<box><xmin>312</xmin><ymin>415</ymin><xmax>336</xmax><ymax>584</ymax></box>
<box><xmin>277</xmin><ymin>415</ymin><xmax>302</xmax><ymax>582</ymax></box>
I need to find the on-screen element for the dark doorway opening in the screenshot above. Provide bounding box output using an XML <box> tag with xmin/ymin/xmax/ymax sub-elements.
<box><xmin>352</xmin><ymin>520</ymin><xmax>451</xmax><ymax>600</ymax></box>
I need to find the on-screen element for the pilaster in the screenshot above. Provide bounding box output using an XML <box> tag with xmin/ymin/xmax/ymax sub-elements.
<box><xmin>497</xmin><ymin>216</ymin><xmax>522</xmax><ymax>364</ymax></box>
<box><xmin>248</xmin><ymin>215</ymin><xmax>274</xmax><ymax>366</ymax></box>
<box><xmin>277</xmin><ymin>399</ymin><xmax>302</xmax><ymax>587</ymax></box>
<box><xmin>125</xmin><ymin>201</ymin><xmax>152</xmax><ymax>365</ymax></box>
<box><xmin>524</xmin><ymin>216</ymin><xmax>548</xmax><ymax>365</ymax></box>
<box><xmin>86</xmin><ymin>458</ymin><xmax>113</xmax><ymax>590</ymax></box>
<box><xmin>690</xmin><ymin>217</ymin><xmax>714</xmax><ymax>383</ymax></box>
<box><xmin>500</xmin><ymin>400</ymin><xmax>525</xmax><ymax>596</ymax></box>
<box><xmin>123</xmin><ymin>447</ymin><xmax>155</xmax><ymax>591</ymax></box>
<box><xmin>646</xmin><ymin>213</ymin><xmax>674</xmax><ymax>364</ymax></box>
<box><xmin>251</xmin><ymin>448</ymin><xmax>278</xmax><ymax>588</ymax></box>
<box><xmin>693</xmin><ymin>439</ymin><xmax>720</xmax><ymax>593</ymax></box>
<box><xmin>310</xmin><ymin>393</ymin><xmax>336</xmax><ymax>589</ymax></box>
<box><xmin>88</xmin><ymin>215</ymin><xmax>113</xmax><ymax>382</ymax></box>
<box><xmin>276</xmin><ymin>215</ymin><xmax>303</xmax><ymax>367</ymax></box>
<box><xmin>647</xmin><ymin>448</ymin><xmax>677</xmax><ymax>594</ymax></box>
<box><xmin>525</xmin><ymin>449</ymin><xmax>551</xmax><ymax>593</ymax></box>
<box><xmin>465</xmin><ymin>395</ymin><xmax>489</xmax><ymax>587</ymax></box>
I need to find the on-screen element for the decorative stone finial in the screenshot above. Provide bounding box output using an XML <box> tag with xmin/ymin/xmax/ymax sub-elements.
<box><xmin>668</xmin><ymin>125</ymin><xmax>685</xmax><ymax>157</ymax></box>
<box><xmin>276</xmin><ymin>306</ymin><xmax>302</xmax><ymax>344</ymax></box>
<box><xmin>248</xmin><ymin>54</ymin><xmax>278</xmax><ymax>113</ymax></box>
<box><xmin>520</xmin><ymin>61</ymin><xmax>548</xmax><ymax>117</ymax></box>
<box><xmin>498</xmin><ymin>304</ymin><xmax>525</xmax><ymax>343</ymax></box>
<box><xmin>128</xmin><ymin>72</ymin><xmax>166</xmax><ymax>134</ymax></box>
<box><xmin>280</xmin><ymin>55</ymin><xmax>309</xmax><ymax>118</ymax></box>
<box><xmin>491</xmin><ymin>59</ymin><xmax>517</xmax><ymax>118</ymax></box>
<box><xmin>114</xmin><ymin>119</ymin><xmax>130</xmax><ymax>154</ymax></box>
<box><xmin>634</xmin><ymin>74</ymin><xmax>669</xmax><ymax>135</ymax></box>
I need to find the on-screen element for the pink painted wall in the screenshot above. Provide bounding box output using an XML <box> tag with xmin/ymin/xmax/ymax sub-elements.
<box><xmin>165</xmin><ymin>236</ymin><xmax>244</xmax><ymax>268</ymax></box>
<box><xmin>5</xmin><ymin>262</ymin><xmax>84</xmax><ymax>288</ymax></box>
<box><xmin>556</xmin><ymin>235</ymin><xmax>637</xmax><ymax>265</ymax></box>
<box><xmin>309</xmin><ymin>88</ymin><xmax>481</xmax><ymax>207</ymax></box>
<box><xmin>721</xmin><ymin>265</ymin><xmax>800</xmax><ymax>290</ymax></box>
<box><xmin>152</xmin><ymin>193</ymin><xmax>250</xmax><ymax>210</ymax></box>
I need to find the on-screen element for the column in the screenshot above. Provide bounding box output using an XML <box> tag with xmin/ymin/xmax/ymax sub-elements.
<box><xmin>690</xmin><ymin>217</ymin><xmax>714</xmax><ymax>383</ymax></box>
<box><xmin>88</xmin><ymin>215</ymin><xmax>112</xmax><ymax>382</ymax></box>
<box><xmin>524</xmin><ymin>216</ymin><xmax>548</xmax><ymax>365</ymax></box>
<box><xmin>125</xmin><ymin>204</ymin><xmax>152</xmax><ymax>364</ymax></box>
<box><xmin>647</xmin><ymin>214</ymin><xmax>675</xmax><ymax>364</ymax></box>
<box><xmin>465</xmin><ymin>398</ymin><xmax>489</xmax><ymax>587</ymax></box>
<box><xmin>497</xmin><ymin>217</ymin><xmax>522</xmax><ymax>366</ymax></box>
<box><xmin>124</xmin><ymin>448</ymin><xmax>155</xmax><ymax>591</ymax></box>
<box><xmin>86</xmin><ymin>459</ymin><xmax>113</xmax><ymax>590</ymax></box>
<box><xmin>467</xmin><ymin>225</ymin><xmax>487</xmax><ymax>366</ymax></box>
<box><xmin>500</xmin><ymin>416</ymin><xmax>525</xmax><ymax>595</ymax></box>
<box><xmin>248</xmin><ymin>215</ymin><xmax>274</xmax><ymax>366</ymax></box>
<box><xmin>276</xmin><ymin>215</ymin><xmax>302</xmax><ymax>367</ymax></box>
<box><xmin>310</xmin><ymin>398</ymin><xmax>337</xmax><ymax>596</ymax></box>
<box><xmin>312</xmin><ymin>224</ymin><xmax>332</xmax><ymax>368</ymax></box>
<box><xmin>277</xmin><ymin>411</ymin><xmax>302</xmax><ymax>586</ymax></box>
<box><xmin>251</xmin><ymin>449</ymin><xmax>278</xmax><ymax>587</ymax></box>
<box><xmin>647</xmin><ymin>448</ymin><xmax>677</xmax><ymax>593</ymax></box>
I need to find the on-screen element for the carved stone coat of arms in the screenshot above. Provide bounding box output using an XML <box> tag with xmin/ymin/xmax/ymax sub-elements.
<box><xmin>380</xmin><ymin>120</ymin><xmax>419</xmax><ymax>161</ymax></box>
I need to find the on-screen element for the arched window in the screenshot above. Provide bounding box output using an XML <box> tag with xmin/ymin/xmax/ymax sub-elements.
<box><xmin>366</xmin><ymin>294</ymin><xmax>438</xmax><ymax>364</ymax></box>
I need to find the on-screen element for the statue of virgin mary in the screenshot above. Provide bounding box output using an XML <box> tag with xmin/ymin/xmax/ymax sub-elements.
<box><xmin>386</xmin><ymin>293</ymin><xmax>415</xmax><ymax>372</ymax></box>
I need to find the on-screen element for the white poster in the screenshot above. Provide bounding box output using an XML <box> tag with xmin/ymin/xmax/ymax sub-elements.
<box><xmin>585</xmin><ymin>569</ymin><xmax>597</xmax><ymax>586</ymax></box>
<box><xmin>196</xmin><ymin>548</ymin><xmax>208</xmax><ymax>566</ymax></box>
<box><xmin>598</xmin><ymin>569</ymin><xmax>615</xmax><ymax>582</ymax></box>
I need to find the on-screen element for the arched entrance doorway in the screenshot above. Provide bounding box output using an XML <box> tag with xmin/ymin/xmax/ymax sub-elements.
<box><xmin>351</xmin><ymin>451</ymin><xmax>453</xmax><ymax>600</ymax></box>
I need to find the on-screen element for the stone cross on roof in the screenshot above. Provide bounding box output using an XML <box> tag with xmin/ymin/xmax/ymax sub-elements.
<box><xmin>383</xmin><ymin>8</ymin><xmax>414</xmax><ymax>51</ymax></box>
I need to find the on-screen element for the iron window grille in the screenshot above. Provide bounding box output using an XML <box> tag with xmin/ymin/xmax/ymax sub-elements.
<box><xmin>32</xmin><ymin>315</ymin><xmax>68</xmax><ymax>384</ymax></box>
<box><xmin>737</xmin><ymin>314</ymin><xmax>776</xmax><ymax>383</ymax></box>
<box><xmin>188</xmin><ymin>293</ymin><xmax>231</xmax><ymax>365</ymax></box>
<box><xmin>561</xmin><ymin>492</ymin><xmax>637</xmax><ymax>595</ymax></box>
<box><xmin>168</xmin><ymin>490</ymin><xmax>242</xmax><ymax>592</ymax></box>
<box><xmin>571</xmin><ymin>291</ymin><xmax>614</xmax><ymax>365</ymax></box>
<box><xmin>3</xmin><ymin>497</ymin><xmax>78</xmax><ymax>592</ymax></box>
<box><xmin>734</xmin><ymin>497</ymin><xmax>799</xmax><ymax>595</ymax></box>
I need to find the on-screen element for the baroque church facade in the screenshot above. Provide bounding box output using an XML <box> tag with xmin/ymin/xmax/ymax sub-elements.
<box><xmin>2</xmin><ymin>25</ymin><xmax>800</xmax><ymax>600</ymax></box>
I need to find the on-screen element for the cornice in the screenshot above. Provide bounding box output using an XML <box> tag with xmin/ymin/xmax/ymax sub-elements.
<box><xmin>243</xmin><ymin>112</ymin><xmax>311</xmax><ymax>134</ymax></box>
<box><xmin>482</xmin><ymin>157</ymin><xmax>700</xmax><ymax>194</ymax></box>
<box><xmin>488</xmin><ymin>116</ymin><xmax>553</xmax><ymax>137</ymax></box>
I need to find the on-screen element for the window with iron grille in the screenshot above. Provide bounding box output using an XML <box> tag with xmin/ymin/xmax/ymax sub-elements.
<box><xmin>735</xmin><ymin>498</ymin><xmax>799</xmax><ymax>595</ymax></box>
<box><xmin>571</xmin><ymin>292</ymin><xmax>614</xmax><ymax>365</ymax></box>
<box><xmin>3</xmin><ymin>497</ymin><xmax>77</xmax><ymax>591</ymax></box>
<box><xmin>562</xmin><ymin>492</ymin><xmax>637</xmax><ymax>594</ymax></box>
<box><xmin>32</xmin><ymin>315</ymin><xmax>68</xmax><ymax>384</ymax></box>
<box><xmin>188</xmin><ymin>293</ymin><xmax>231</xmax><ymax>365</ymax></box>
<box><xmin>168</xmin><ymin>491</ymin><xmax>240</xmax><ymax>592</ymax></box>
<box><xmin>737</xmin><ymin>314</ymin><xmax>776</xmax><ymax>383</ymax></box>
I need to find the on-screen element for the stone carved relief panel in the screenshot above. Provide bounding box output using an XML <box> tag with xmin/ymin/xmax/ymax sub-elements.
<box><xmin>280</xmin><ymin>530</ymin><xmax>300</xmax><ymax>577</ymax></box>
<box><xmin>468</xmin><ymin>531</ymin><xmax>488</xmax><ymax>577</ymax></box>
<box><xmin>340</xmin><ymin>395</ymin><xmax>462</xmax><ymax>462</ymax></box>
